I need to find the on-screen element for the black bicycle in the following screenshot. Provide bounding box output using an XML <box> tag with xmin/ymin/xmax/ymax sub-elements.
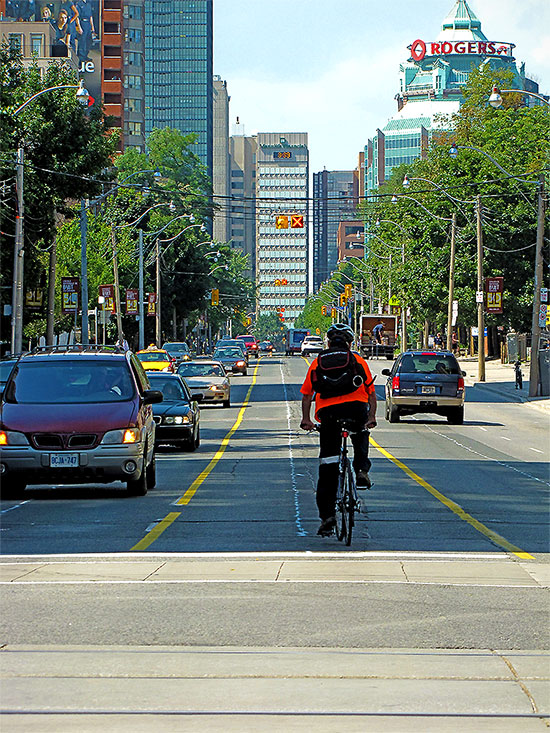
<box><xmin>335</xmin><ymin>419</ymin><xmax>360</xmax><ymax>546</ymax></box>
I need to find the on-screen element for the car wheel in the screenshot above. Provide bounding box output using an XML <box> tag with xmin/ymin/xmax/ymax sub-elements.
<box><xmin>146</xmin><ymin>453</ymin><xmax>156</xmax><ymax>489</ymax></box>
<box><xmin>447</xmin><ymin>406</ymin><xmax>464</xmax><ymax>425</ymax></box>
<box><xmin>223</xmin><ymin>398</ymin><xmax>230</xmax><ymax>408</ymax></box>
<box><xmin>194</xmin><ymin>425</ymin><xmax>200</xmax><ymax>449</ymax></box>
<box><xmin>243</xmin><ymin>369</ymin><xmax>247</xmax><ymax>376</ymax></box>
<box><xmin>0</xmin><ymin>479</ymin><xmax>26</xmax><ymax>500</ymax></box>
<box><xmin>385</xmin><ymin>399</ymin><xmax>390</xmax><ymax>421</ymax></box>
<box><xmin>126</xmin><ymin>456</ymin><xmax>148</xmax><ymax>496</ymax></box>
<box><xmin>389</xmin><ymin>403</ymin><xmax>400</xmax><ymax>423</ymax></box>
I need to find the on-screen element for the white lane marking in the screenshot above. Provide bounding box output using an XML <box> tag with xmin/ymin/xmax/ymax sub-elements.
<box><xmin>420</xmin><ymin>424</ymin><xmax>550</xmax><ymax>487</ymax></box>
<box><xmin>279</xmin><ymin>362</ymin><xmax>307</xmax><ymax>536</ymax></box>
<box><xmin>501</xmin><ymin>437</ymin><xmax>511</xmax><ymax>441</ymax></box>
<box><xmin>478</xmin><ymin>426</ymin><xmax>488</xmax><ymax>432</ymax></box>
<box><xmin>0</xmin><ymin>579</ymin><xmax>542</xmax><ymax>588</ymax></box>
<box><xmin>529</xmin><ymin>447</ymin><xmax>544</xmax><ymax>454</ymax></box>
<box><xmin>0</xmin><ymin>500</ymin><xmax>31</xmax><ymax>514</ymax></box>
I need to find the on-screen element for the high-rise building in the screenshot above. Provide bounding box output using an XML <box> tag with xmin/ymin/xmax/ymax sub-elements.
<box><xmin>312</xmin><ymin>169</ymin><xmax>357</xmax><ymax>291</ymax></box>
<box><xmin>123</xmin><ymin>0</ymin><xmax>146</xmax><ymax>152</ymax></box>
<box><xmin>228</xmin><ymin>126</ymin><xmax>257</xmax><ymax>280</ymax></box>
<box><xmin>365</xmin><ymin>0</ymin><xmax>542</xmax><ymax>192</ymax></box>
<box><xmin>213</xmin><ymin>75</ymin><xmax>230</xmax><ymax>243</ymax></box>
<box><xmin>144</xmin><ymin>0</ymin><xmax>213</xmax><ymax>176</ymax></box>
<box><xmin>256</xmin><ymin>133</ymin><xmax>309</xmax><ymax>327</ymax></box>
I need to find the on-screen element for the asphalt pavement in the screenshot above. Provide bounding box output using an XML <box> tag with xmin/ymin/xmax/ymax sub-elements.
<box><xmin>1</xmin><ymin>353</ymin><xmax>549</xmax><ymax>731</ymax></box>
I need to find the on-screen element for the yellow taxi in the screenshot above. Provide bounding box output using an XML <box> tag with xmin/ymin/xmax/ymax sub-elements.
<box><xmin>136</xmin><ymin>345</ymin><xmax>175</xmax><ymax>373</ymax></box>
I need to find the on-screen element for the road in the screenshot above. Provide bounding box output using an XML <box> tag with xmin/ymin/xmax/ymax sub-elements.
<box><xmin>1</xmin><ymin>354</ymin><xmax>549</xmax><ymax>729</ymax></box>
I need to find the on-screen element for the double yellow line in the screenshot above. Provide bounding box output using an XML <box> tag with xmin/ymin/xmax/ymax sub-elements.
<box><xmin>130</xmin><ymin>360</ymin><xmax>261</xmax><ymax>551</ymax></box>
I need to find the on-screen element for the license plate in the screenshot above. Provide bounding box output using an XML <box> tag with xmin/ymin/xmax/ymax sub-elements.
<box><xmin>50</xmin><ymin>453</ymin><xmax>79</xmax><ymax>468</ymax></box>
<box><xmin>421</xmin><ymin>385</ymin><xmax>436</xmax><ymax>394</ymax></box>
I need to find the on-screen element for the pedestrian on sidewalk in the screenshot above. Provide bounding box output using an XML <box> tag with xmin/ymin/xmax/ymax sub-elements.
<box><xmin>514</xmin><ymin>360</ymin><xmax>523</xmax><ymax>390</ymax></box>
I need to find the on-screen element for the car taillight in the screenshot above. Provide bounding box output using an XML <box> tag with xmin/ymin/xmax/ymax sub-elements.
<box><xmin>391</xmin><ymin>375</ymin><xmax>400</xmax><ymax>393</ymax></box>
<box><xmin>457</xmin><ymin>376</ymin><xmax>464</xmax><ymax>392</ymax></box>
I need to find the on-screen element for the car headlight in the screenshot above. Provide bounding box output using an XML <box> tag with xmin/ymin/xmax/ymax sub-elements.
<box><xmin>101</xmin><ymin>428</ymin><xmax>141</xmax><ymax>445</ymax></box>
<box><xmin>0</xmin><ymin>430</ymin><xmax>30</xmax><ymax>446</ymax></box>
<box><xmin>163</xmin><ymin>415</ymin><xmax>190</xmax><ymax>425</ymax></box>
<box><xmin>236</xmin><ymin>361</ymin><xmax>245</xmax><ymax>367</ymax></box>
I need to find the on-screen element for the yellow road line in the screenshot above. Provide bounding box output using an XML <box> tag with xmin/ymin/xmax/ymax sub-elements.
<box><xmin>130</xmin><ymin>362</ymin><xmax>261</xmax><ymax>552</ymax></box>
<box><xmin>369</xmin><ymin>436</ymin><xmax>534</xmax><ymax>560</ymax></box>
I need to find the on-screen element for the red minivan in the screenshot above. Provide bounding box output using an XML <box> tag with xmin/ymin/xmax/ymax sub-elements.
<box><xmin>235</xmin><ymin>334</ymin><xmax>259</xmax><ymax>359</ymax></box>
<box><xmin>0</xmin><ymin>346</ymin><xmax>163</xmax><ymax>498</ymax></box>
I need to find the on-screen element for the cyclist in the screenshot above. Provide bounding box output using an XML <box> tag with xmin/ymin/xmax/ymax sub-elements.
<box><xmin>300</xmin><ymin>323</ymin><xmax>377</xmax><ymax>537</ymax></box>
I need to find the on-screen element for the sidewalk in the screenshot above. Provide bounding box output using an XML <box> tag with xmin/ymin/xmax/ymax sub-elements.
<box><xmin>461</xmin><ymin>357</ymin><xmax>550</xmax><ymax>414</ymax></box>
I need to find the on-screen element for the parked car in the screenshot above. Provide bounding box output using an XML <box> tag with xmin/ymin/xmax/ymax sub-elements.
<box><xmin>0</xmin><ymin>345</ymin><xmax>162</xmax><ymax>498</ymax></box>
<box><xmin>0</xmin><ymin>357</ymin><xmax>18</xmax><ymax>397</ymax></box>
<box><xmin>258</xmin><ymin>341</ymin><xmax>274</xmax><ymax>353</ymax></box>
<box><xmin>382</xmin><ymin>350</ymin><xmax>466</xmax><ymax>424</ymax></box>
<box><xmin>214</xmin><ymin>339</ymin><xmax>248</xmax><ymax>363</ymax></box>
<box><xmin>136</xmin><ymin>346</ymin><xmax>175</xmax><ymax>372</ymax></box>
<box><xmin>235</xmin><ymin>334</ymin><xmax>259</xmax><ymax>358</ymax></box>
<box><xmin>177</xmin><ymin>360</ymin><xmax>230</xmax><ymax>407</ymax></box>
<box><xmin>162</xmin><ymin>342</ymin><xmax>192</xmax><ymax>365</ymax></box>
<box><xmin>212</xmin><ymin>347</ymin><xmax>248</xmax><ymax>375</ymax></box>
<box><xmin>147</xmin><ymin>373</ymin><xmax>200</xmax><ymax>451</ymax></box>
<box><xmin>301</xmin><ymin>335</ymin><xmax>324</xmax><ymax>357</ymax></box>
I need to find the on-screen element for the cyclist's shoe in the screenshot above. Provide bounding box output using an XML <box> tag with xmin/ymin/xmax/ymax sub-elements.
<box><xmin>356</xmin><ymin>470</ymin><xmax>371</xmax><ymax>490</ymax></box>
<box><xmin>317</xmin><ymin>516</ymin><xmax>336</xmax><ymax>536</ymax></box>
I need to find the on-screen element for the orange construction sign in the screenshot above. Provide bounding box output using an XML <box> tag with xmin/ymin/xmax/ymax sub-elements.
<box><xmin>276</xmin><ymin>215</ymin><xmax>289</xmax><ymax>229</ymax></box>
<box><xmin>290</xmin><ymin>215</ymin><xmax>304</xmax><ymax>228</ymax></box>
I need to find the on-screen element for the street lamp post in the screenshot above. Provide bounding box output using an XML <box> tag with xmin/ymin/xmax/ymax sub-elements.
<box><xmin>488</xmin><ymin>86</ymin><xmax>550</xmax><ymax>108</ymax></box>
<box><xmin>10</xmin><ymin>81</ymin><xmax>89</xmax><ymax>354</ymax></box>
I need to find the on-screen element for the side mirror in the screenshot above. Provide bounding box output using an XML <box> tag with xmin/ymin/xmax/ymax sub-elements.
<box><xmin>191</xmin><ymin>393</ymin><xmax>203</xmax><ymax>402</ymax></box>
<box><xmin>462</xmin><ymin>370</ymin><xmax>466</xmax><ymax>376</ymax></box>
<box><xmin>143</xmin><ymin>389</ymin><xmax>163</xmax><ymax>405</ymax></box>
<box><xmin>381</xmin><ymin>368</ymin><xmax>390</xmax><ymax>376</ymax></box>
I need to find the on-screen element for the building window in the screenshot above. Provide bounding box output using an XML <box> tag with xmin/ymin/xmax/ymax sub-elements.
<box><xmin>124</xmin><ymin>98</ymin><xmax>142</xmax><ymax>113</ymax></box>
<box><xmin>30</xmin><ymin>34</ymin><xmax>43</xmax><ymax>56</ymax></box>
<box><xmin>126</xmin><ymin>28</ymin><xmax>142</xmax><ymax>43</ymax></box>
<box><xmin>127</xmin><ymin>121</ymin><xmax>143</xmax><ymax>135</ymax></box>
<box><xmin>123</xmin><ymin>5</ymin><xmax>142</xmax><ymax>19</ymax></box>
<box><xmin>124</xmin><ymin>75</ymin><xmax>142</xmax><ymax>89</ymax></box>
<box><xmin>8</xmin><ymin>34</ymin><xmax>22</xmax><ymax>52</ymax></box>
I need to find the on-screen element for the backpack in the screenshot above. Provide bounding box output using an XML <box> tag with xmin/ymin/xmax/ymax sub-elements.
<box><xmin>311</xmin><ymin>347</ymin><xmax>369</xmax><ymax>397</ymax></box>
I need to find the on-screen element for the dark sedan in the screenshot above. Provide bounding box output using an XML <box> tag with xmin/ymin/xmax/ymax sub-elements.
<box><xmin>212</xmin><ymin>347</ymin><xmax>248</xmax><ymax>375</ymax></box>
<box><xmin>147</xmin><ymin>373</ymin><xmax>200</xmax><ymax>451</ymax></box>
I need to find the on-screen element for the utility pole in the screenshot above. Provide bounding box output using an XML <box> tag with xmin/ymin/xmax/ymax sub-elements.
<box><xmin>110</xmin><ymin>224</ymin><xmax>123</xmax><ymax>342</ymax></box>
<box><xmin>476</xmin><ymin>196</ymin><xmax>485</xmax><ymax>382</ymax></box>
<box><xmin>11</xmin><ymin>146</ymin><xmax>24</xmax><ymax>354</ymax></box>
<box><xmin>80</xmin><ymin>199</ymin><xmax>89</xmax><ymax>344</ymax></box>
<box><xmin>155</xmin><ymin>238</ymin><xmax>161</xmax><ymax>346</ymax></box>
<box><xmin>446</xmin><ymin>212</ymin><xmax>457</xmax><ymax>351</ymax></box>
<box><xmin>401</xmin><ymin>239</ymin><xmax>407</xmax><ymax>353</ymax></box>
<box><xmin>138</xmin><ymin>229</ymin><xmax>145</xmax><ymax>350</ymax></box>
<box><xmin>46</xmin><ymin>237</ymin><xmax>57</xmax><ymax>345</ymax></box>
<box><xmin>529</xmin><ymin>175</ymin><xmax>546</xmax><ymax>397</ymax></box>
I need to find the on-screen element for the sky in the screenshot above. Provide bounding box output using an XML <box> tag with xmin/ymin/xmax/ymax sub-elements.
<box><xmin>214</xmin><ymin>0</ymin><xmax>550</xmax><ymax>174</ymax></box>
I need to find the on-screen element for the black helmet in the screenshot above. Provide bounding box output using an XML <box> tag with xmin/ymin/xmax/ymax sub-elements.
<box><xmin>327</xmin><ymin>323</ymin><xmax>354</xmax><ymax>343</ymax></box>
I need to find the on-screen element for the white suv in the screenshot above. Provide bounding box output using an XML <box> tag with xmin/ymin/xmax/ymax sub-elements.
<box><xmin>301</xmin><ymin>336</ymin><xmax>324</xmax><ymax>357</ymax></box>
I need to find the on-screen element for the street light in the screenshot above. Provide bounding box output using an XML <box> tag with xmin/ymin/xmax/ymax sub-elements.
<box><xmin>488</xmin><ymin>85</ymin><xmax>550</xmax><ymax>108</ymax></box>
<box><xmin>10</xmin><ymin>81</ymin><xmax>90</xmax><ymax>355</ymax></box>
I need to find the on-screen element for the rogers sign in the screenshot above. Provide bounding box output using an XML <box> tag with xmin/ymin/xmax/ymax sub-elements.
<box><xmin>409</xmin><ymin>39</ymin><xmax>514</xmax><ymax>62</ymax></box>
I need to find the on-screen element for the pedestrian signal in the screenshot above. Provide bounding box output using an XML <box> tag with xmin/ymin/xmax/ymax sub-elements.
<box><xmin>211</xmin><ymin>288</ymin><xmax>219</xmax><ymax>305</ymax></box>
<box><xmin>331</xmin><ymin>308</ymin><xmax>337</xmax><ymax>318</ymax></box>
<box><xmin>290</xmin><ymin>215</ymin><xmax>304</xmax><ymax>228</ymax></box>
<box><xmin>276</xmin><ymin>215</ymin><xmax>289</xmax><ymax>229</ymax></box>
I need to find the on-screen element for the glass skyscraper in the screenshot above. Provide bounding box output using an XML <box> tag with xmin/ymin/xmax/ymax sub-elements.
<box><xmin>144</xmin><ymin>0</ymin><xmax>213</xmax><ymax>177</ymax></box>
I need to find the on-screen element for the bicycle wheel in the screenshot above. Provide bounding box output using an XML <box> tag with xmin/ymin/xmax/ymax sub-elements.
<box><xmin>344</xmin><ymin>462</ymin><xmax>356</xmax><ymax>546</ymax></box>
<box><xmin>335</xmin><ymin>470</ymin><xmax>347</xmax><ymax>542</ymax></box>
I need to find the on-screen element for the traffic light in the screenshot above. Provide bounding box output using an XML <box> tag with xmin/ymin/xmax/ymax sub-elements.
<box><xmin>344</xmin><ymin>284</ymin><xmax>352</xmax><ymax>298</ymax></box>
<box><xmin>339</xmin><ymin>293</ymin><xmax>347</xmax><ymax>307</ymax></box>
<box><xmin>211</xmin><ymin>288</ymin><xmax>219</xmax><ymax>305</ymax></box>
<box><xmin>321</xmin><ymin>305</ymin><xmax>327</xmax><ymax>316</ymax></box>
<box><xmin>331</xmin><ymin>308</ymin><xmax>337</xmax><ymax>318</ymax></box>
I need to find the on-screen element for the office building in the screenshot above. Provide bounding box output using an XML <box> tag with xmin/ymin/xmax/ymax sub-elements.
<box><xmin>313</xmin><ymin>169</ymin><xmax>358</xmax><ymax>291</ymax></box>
<box><xmin>213</xmin><ymin>75</ymin><xmax>230</xmax><ymax>243</ymax></box>
<box><xmin>144</xmin><ymin>0</ymin><xmax>213</xmax><ymax>177</ymax></box>
<box><xmin>228</xmin><ymin>126</ymin><xmax>257</xmax><ymax>280</ymax></box>
<box><xmin>365</xmin><ymin>0</ymin><xmax>542</xmax><ymax>192</ymax></box>
<box><xmin>123</xmin><ymin>0</ymin><xmax>146</xmax><ymax>152</ymax></box>
<box><xmin>256</xmin><ymin>133</ymin><xmax>309</xmax><ymax>327</ymax></box>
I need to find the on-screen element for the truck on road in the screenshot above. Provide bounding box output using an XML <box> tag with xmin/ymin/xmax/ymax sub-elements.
<box><xmin>359</xmin><ymin>314</ymin><xmax>398</xmax><ymax>359</ymax></box>
<box><xmin>285</xmin><ymin>328</ymin><xmax>310</xmax><ymax>356</ymax></box>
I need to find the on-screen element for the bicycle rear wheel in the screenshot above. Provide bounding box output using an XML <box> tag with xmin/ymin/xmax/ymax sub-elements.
<box><xmin>335</xmin><ymin>470</ymin><xmax>347</xmax><ymax>542</ymax></box>
<box><xmin>344</xmin><ymin>462</ymin><xmax>356</xmax><ymax>546</ymax></box>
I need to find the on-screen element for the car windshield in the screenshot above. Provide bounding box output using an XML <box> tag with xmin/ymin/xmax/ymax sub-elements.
<box><xmin>137</xmin><ymin>352</ymin><xmax>170</xmax><ymax>363</ymax></box>
<box><xmin>162</xmin><ymin>343</ymin><xmax>189</xmax><ymax>354</ymax></box>
<box><xmin>148</xmin><ymin>378</ymin><xmax>188</xmax><ymax>401</ymax></box>
<box><xmin>400</xmin><ymin>354</ymin><xmax>460</xmax><ymax>375</ymax></box>
<box><xmin>5</xmin><ymin>361</ymin><xmax>135</xmax><ymax>404</ymax></box>
<box><xmin>178</xmin><ymin>363</ymin><xmax>225</xmax><ymax>378</ymax></box>
<box><xmin>214</xmin><ymin>349</ymin><xmax>241</xmax><ymax>358</ymax></box>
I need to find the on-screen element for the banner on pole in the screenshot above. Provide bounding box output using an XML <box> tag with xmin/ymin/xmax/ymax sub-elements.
<box><xmin>147</xmin><ymin>292</ymin><xmax>156</xmax><ymax>316</ymax></box>
<box><xmin>99</xmin><ymin>284</ymin><xmax>115</xmax><ymax>313</ymax></box>
<box><xmin>485</xmin><ymin>277</ymin><xmax>503</xmax><ymax>314</ymax></box>
<box><xmin>126</xmin><ymin>289</ymin><xmax>138</xmax><ymax>315</ymax></box>
<box><xmin>61</xmin><ymin>277</ymin><xmax>80</xmax><ymax>314</ymax></box>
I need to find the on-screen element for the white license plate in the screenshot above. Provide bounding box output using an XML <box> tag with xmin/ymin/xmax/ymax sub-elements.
<box><xmin>421</xmin><ymin>385</ymin><xmax>436</xmax><ymax>394</ymax></box>
<box><xmin>50</xmin><ymin>453</ymin><xmax>79</xmax><ymax>468</ymax></box>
